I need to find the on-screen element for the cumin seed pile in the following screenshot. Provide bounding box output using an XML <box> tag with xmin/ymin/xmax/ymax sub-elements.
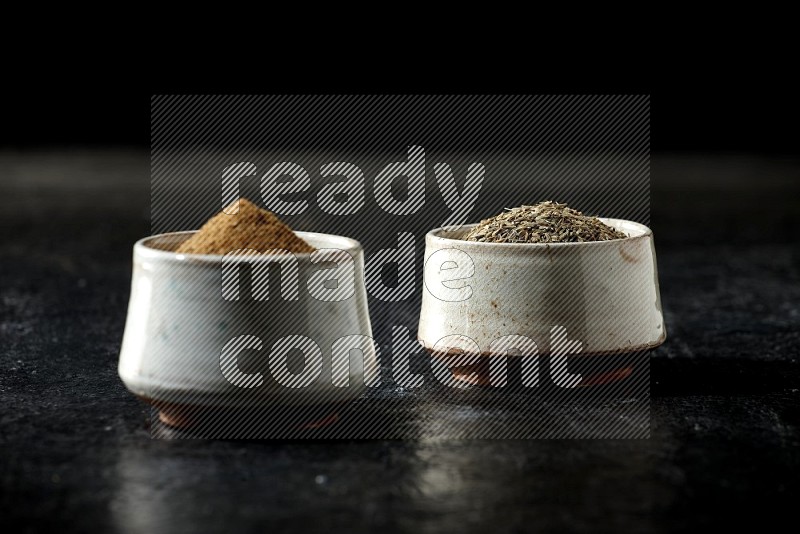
<box><xmin>464</xmin><ymin>201</ymin><xmax>627</xmax><ymax>244</ymax></box>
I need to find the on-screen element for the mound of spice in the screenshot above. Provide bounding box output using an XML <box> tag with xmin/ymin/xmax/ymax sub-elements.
<box><xmin>175</xmin><ymin>198</ymin><xmax>315</xmax><ymax>255</ymax></box>
<box><xmin>464</xmin><ymin>201</ymin><xmax>627</xmax><ymax>244</ymax></box>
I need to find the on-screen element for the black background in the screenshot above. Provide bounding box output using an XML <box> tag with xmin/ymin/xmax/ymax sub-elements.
<box><xmin>0</xmin><ymin>78</ymin><xmax>800</xmax><ymax>156</ymax></box>
<box><xmin>2</xmin><ymin>83</ymin><xmax>799</xmax><ymax>532</ymax></box>
<box><xmin>4</xmin><ymin>89</ymin><xmax>797</xmax><ymax>154</ymax></box>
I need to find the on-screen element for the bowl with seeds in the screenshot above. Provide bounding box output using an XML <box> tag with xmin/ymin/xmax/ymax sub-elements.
<box><xmin>418</xmin><ymin>201</ymin><xmax>666</xmax><ymax>386</ymax></box>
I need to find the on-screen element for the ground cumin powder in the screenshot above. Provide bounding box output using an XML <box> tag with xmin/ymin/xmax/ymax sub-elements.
<box><xmin>175</xmin><ymin>198</ymin><xmax>315</xmax><ymax>255</ymax></box>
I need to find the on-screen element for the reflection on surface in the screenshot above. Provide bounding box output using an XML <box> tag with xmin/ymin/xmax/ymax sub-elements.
<box><xmin>110</xmin><ymin>446</ymin><xmax>173</xmax><ymax>534</ymax></box>
<box><xmin>146</xmin><ymin>353</ymin><xmax>650</xmax><ymax>440</ymax></box>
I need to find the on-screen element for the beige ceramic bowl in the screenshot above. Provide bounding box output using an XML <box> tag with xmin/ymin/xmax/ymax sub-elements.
<box><xmin>418</xmin><ymin>219</ymin><xmax>666</xmax><ymax>363</ymax></box>
<box><xmin>118</xmin><ymin>231</ymin><xmax>377</xmax><ymax>429</ymax></box>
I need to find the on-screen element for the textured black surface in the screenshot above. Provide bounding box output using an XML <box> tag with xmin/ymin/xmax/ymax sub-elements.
<box><xmin>1</xmin><ymin>151</ymin><xmax>799</xmax><ymax>532</ymax></box>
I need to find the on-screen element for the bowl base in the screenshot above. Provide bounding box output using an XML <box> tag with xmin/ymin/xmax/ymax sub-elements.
<box><xmin>137</xmin><ymin>395</ymin><xmax>343</xmax><ymax>436</ymax></box>
<box><xmin>428</xmin><ymin>349</ymin><xmax>648</xmax><ymax>388</ymax></box>
<box><xmin>158</xmin><ymin>407</ymin><xmax>340</xmax><ymax>430</ymax></box>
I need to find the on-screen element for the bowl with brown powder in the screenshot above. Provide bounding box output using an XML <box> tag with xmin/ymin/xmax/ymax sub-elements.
<box><xmin>118</xmin><ymin>199</ymin><xmax>377</xmax><ymax>433</ymax></box>
<box><xmin>418</xmin><ymin>201</ymin><xmax>666</xmax><ymax>386</ymax></box>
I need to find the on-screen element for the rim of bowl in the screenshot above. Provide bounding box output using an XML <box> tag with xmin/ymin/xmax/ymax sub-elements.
<box><xmin>134</xmin><ymin>230</ymin><xmax>362</xmax><ymax>263</ymax></box>
<box><xmin>426</xmin><ymin>218</ymin><xmax>652</xmax><ymax>250</ymax></box>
